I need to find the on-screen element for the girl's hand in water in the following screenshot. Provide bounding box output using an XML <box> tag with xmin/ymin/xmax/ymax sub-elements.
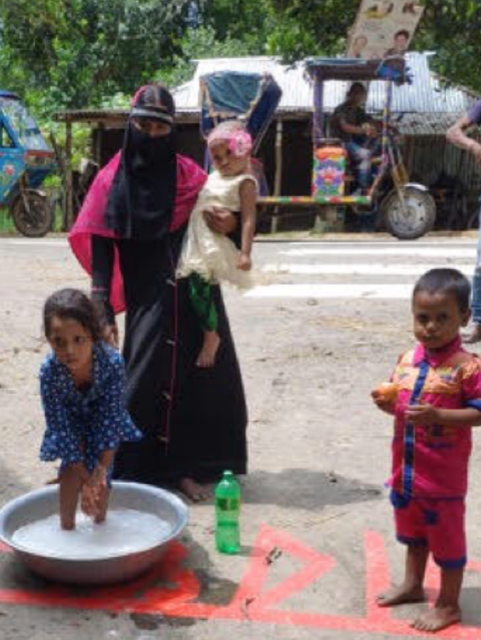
<box><xmin>237</xmin><ymin>252</ymin><xmax>252</xmax><ymax>271</ymax></box>
<box><xmin>80</xmin><ymin>484</ymin><xmax>97</xmax><ymax>518</ymax></box>
<box><xmin>203</xmin><ymin>207</ymin><xmax>238</xmax><ymax>235</ymax></box>
<box><xmin>81</xmin><ymin>465</ymin><xmax>108</xmax><ymax>518</ymax></box>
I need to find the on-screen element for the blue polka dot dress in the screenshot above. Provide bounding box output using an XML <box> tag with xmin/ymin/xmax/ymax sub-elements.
<box><xmin>39</xmin><ymin>342</ymin><xmax>143</xmax><ymax>479</ymax></box>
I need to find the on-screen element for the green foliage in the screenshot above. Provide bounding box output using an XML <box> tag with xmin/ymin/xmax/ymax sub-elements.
<box><xmin>0</xmin><ymin>0</ymin><xmax>191</xmax><ymax>111</ymax></box>
<box><xmin>1</xmin><ymin>0</ymin><xmax>481</xmax><ymax>137</ymax></box>
<box><xmin>265</xmin><ymin>0</ymin><xmax>356</xmax><ymax>58</ymax></box>
<box><xmin>156</xmin><ymin>26</ymin><xmax>255</xmax><ymax>90</ymax></box>
<box><xmin>416</xmin><ymin>0</ymin><xmax>481</xmax><ymax>92</ymax></box>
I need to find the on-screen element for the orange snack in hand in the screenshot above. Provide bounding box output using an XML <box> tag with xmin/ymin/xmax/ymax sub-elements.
<box><xmin>374</xmin><ymin>382</ymin><xmax>399</xmax><ymax>403</ymax></box>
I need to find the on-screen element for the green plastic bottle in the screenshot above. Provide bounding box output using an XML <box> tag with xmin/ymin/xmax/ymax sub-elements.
<box><xmin>215</xmin><ymin>470</ymin><xmax>241</xmax><ymax>554</ymax></box>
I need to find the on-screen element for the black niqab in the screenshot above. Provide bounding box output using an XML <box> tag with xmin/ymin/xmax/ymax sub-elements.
<box><xmin>105</xmin><ymin>123</ymin><xmax>177</xmax><ymax>239</ymax></box>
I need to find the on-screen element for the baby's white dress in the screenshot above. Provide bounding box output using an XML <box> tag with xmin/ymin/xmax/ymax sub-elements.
<box><xmin>176</xmin><ymin>170</ymin><xmax>256</xmax><ymax>289</ymax></box>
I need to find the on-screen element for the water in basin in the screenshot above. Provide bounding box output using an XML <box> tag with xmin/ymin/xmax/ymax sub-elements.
<box><xmin>12</xmin><ymin>508</ymin><xmax>171</xmax><ymax>559</ymax></box>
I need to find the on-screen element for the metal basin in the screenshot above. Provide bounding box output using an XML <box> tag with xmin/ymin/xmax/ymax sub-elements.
<box><xmin>0</xmin><ymin>481</ymin><xmax>188</xmax><ymax>585</ymax></box>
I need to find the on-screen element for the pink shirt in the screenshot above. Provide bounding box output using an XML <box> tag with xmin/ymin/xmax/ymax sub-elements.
<box><xmin>389</xmin><ymin>336</ymin><xmax>481</xmax><ymax>500</ymax></box>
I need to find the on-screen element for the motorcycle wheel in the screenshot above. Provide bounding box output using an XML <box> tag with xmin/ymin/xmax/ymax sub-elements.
<box><xmin>382</xmin><ymin>186</ymin><xmax>436</xmax><ymax>240</ymax></box>
<box><xmin>11</xmin><ymin>191</ymin><xmax>54</xmax><ymax>238</ymax></box>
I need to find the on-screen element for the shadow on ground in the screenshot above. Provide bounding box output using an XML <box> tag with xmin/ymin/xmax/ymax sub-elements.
<box><xmin>241</xmin><ymin>468</ymin><xmax>382</xmax><ymax>510</ymax></box>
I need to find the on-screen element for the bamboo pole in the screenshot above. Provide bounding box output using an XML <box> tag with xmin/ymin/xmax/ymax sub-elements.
<box><xmin>63</xmin><ymin>121</ymin><xmax>73</xmax><ymax>231</ymax></box>
<box><xmin>270</xmin><ymin>118</ymin><xmax>283</xmax><ymax>234</ymax></box>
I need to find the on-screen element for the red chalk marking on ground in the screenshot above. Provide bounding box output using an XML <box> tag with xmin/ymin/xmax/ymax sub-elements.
<box><xmin>1</xmin><ymin>528</ymin><xmax>481</xmax><ymax>638</ymax></box>
<box><xmin>364</xmin><ymin>530</ymin><xmax>394</xmax><ymax>622</ymax></box>
<box><xmin>210</xmin><ymin>523</ymin><xmax>335</xmax><ymax>619</ymax></box>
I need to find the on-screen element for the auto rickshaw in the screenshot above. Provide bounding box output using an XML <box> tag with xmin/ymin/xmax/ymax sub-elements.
<box><xmin>0</xmin><ymin>91</ymin><xmax>56</xmax><ymax>237</ymax></box>
<box><xmin>259</xmin><ymin>56</ymin><xmax>436</xmax><ymax>239</ymax></box>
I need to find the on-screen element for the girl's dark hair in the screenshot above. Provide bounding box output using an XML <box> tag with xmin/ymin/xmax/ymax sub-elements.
<box><xmin>43</xmin><ymin>288</ymin><xmax>103</xmax><ymax>342</ymax></box>
<box><xmin>413</xmin><ymin>268</ymin><xmax>471</xmax><ymax>313</ymax></box>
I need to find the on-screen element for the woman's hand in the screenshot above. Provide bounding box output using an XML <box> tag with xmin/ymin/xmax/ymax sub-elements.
<box><xmin>103</xmin><ymin>323</ymin><xmax>119</xmax><ymax>348</ymax></box>
<box><xmin>203</xmin><ymin>207</ymin><xmax>238</xmax><ymax>235</ymax></box>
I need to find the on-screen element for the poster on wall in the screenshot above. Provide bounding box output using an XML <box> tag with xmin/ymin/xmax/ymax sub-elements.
<box><xmin>346</xmin><ymin>0</ymin><xmax>424</xmax><ymax>60</ymax></box>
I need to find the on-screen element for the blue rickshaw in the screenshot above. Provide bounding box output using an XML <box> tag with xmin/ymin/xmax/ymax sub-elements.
<box><xmin>0</xmin><ymin>91</ymin><xmax>56</xmax><ymax>237</ymax></box>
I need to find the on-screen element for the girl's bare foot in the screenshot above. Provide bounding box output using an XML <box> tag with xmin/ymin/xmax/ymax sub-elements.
<box><xmin>196</xmin><ymin>332</ymin><xmax>220</xmax><ymax>368</ymax></box>
<box><xmin>377</xmin><ymin>584</ymin><xmax>425</xmax><ymax>607</ymax></box>
<box><xmin>411</xmin><ymin>605</ymin><xmax>461</xmax><ymax>632</ymax></box>
<box><xmin>179</xmin><ymin>477</ymin><xmax>209</xmax><ymax>502</ymax></box>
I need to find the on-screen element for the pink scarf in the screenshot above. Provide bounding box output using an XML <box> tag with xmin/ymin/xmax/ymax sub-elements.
<box><xmin>69</xmin><ymin>152</ymin><xmax>207</xmax><ymax>313</ymax></box>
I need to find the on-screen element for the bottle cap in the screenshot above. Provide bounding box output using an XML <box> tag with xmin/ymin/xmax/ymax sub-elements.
<box><xmin>223</xmin><ymin>470</ymin><xmax>234</xmax><ymax>478</ymax></box>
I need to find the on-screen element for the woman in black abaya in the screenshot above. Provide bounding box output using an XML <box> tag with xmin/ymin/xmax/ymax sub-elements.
<box><xmin>69</xmin><ymin>83</ymin><xmax>247</xmax><ymax>500</ymax></box>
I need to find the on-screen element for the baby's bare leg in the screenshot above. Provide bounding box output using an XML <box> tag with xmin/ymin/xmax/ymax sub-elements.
<box><xmin>94</xmin><ymin>485</ymin><xmax>110</xmax><ymax>524</ymax></box>
<box><xmin>189</xmin><ymin>274</ymin><xmax>220</xmax><ymax>367</ymax></box>
<box><xmin>411</xmin><ymin>567</ymin><xmax>463</xmax><ymax>632</ymax></box>
<box><xmin>59</xmin><ymin>465</ymin><xmax>84</xmax><ymax>530</ymax></box>
<box><xmin>196</xmin><ymin>330</ymin><xmax>221</xmax><ymax>367</ymax></box>
<box><xmin>377</xmin><ymin>545</ymin><xmax>428</xmax><ymax>606</ymax></box>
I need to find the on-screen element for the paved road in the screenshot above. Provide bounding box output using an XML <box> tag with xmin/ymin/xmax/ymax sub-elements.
<box><xmin>1</xmin><ymin>235</ymin><xmax>481</xmax><ymax>640</ymax></box>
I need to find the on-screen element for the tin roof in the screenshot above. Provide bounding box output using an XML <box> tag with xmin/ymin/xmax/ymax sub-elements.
<box><xmin>54</xmin><ymin>109</ymin><xmax>129</xmax><ymax>124</ymax></box>
<box><xmin>53</xmin><ymin>53</ymin><xmax>477</xmax><ymax>133</ymax></box>
<box><xmin>173</xmin><ymin>53</ymin><xmax>476</xmax><ymax>116</ymax></box>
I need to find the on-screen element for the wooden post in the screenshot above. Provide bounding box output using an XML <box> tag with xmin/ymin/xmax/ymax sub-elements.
<box><xmin>312</xmin><ymin>71</ymin><xmax>324</xmax><ymax>150</ymax></box>
<box><xmin>62</xmin><ymin>121</ymin><xmax>74</xmax><ymax>231</ymax></box>
<box><xmin>312</xmin><ymin>72</ymin><xmax>325</xmax><ymax>231</ymax></box>
<box><xmin>94</xmin><ymin>125</ymin><xmax>103</xmax><ymax>165</ymax></box>
<box><xmin>270</xmin><ymin>118</ymin><xmax>283</xmax><ymax>234</ymax></box>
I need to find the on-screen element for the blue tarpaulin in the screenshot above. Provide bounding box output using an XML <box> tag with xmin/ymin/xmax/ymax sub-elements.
<box><xmin>200</xmin><ymin>71</ymin><xmax>282</xmax><ymax>151</ymax></box>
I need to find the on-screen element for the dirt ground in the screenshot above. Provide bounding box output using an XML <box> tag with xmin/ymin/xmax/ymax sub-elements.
<box><xmin>1</xmin><ymin>236</ymin><xmax>481</xmax><ymax>640</ymax></box>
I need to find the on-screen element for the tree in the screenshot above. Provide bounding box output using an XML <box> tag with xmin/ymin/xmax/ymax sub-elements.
<box><xmin>2</xmin><ymin>0</ymin><xmax>481</xmax><ymax>114</ymax></box>
<box><xmin>416</xmin><ymin>1</ymin><xmax>481</xmax><ymax>92</ymax></box>
<box><xmin>0</xmin><ymin>0</ymin><xmax>191</xmax><ymax>110</ymax></box>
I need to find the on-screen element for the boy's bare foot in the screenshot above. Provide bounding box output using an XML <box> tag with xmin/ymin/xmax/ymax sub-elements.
<box><xmin>179</xmin><ymin>477</ymin><xmax>209</xmax><ymax>502</ymax></box>
<box><xmin>376</xmin><ymin>584</ymin><xmax>425</xmax><ymax>607</ymax></box>
<box><xmin>411</xmin><ymin>605</ymin><xmax>461</xmax><ymax>632</ymax></box>
<box><xmin>196</xmin><ymin>332</ymin><xmax>220</xmax><ymax>368</ymax></box>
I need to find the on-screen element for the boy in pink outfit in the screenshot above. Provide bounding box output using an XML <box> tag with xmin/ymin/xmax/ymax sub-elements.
<box><xmin>372</xmin><ymin>268</ymin><xmax>481</xmax><ymax>633</ymax></box>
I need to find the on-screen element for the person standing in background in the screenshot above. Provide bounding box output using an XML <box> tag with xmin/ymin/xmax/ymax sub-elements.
<box><xmin>447</xmin><ymin>101</ymin><xmax>481</xmax><ymax>343</ymax></box>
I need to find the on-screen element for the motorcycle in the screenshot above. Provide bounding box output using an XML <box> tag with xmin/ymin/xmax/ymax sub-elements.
<box><xmin>0</xmin><ymin>91</ymin><xmax>56</xmax><ymax>237</ymax></box>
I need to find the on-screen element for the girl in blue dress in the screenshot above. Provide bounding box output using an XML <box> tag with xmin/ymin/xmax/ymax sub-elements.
<box><xmin>39</xmin><ymin>288</ymin><xmax>142</xmax><ymax>530</ymax></box>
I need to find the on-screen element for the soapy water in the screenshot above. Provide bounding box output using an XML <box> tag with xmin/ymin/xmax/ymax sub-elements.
<box><xmin>12</xmin><ymin>509</ymin><xmax>172</xmax><ymax>559</ymax></box>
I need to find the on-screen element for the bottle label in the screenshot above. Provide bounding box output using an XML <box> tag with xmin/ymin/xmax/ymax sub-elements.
<box><xmin>216</xmin><ymin>498</ymin><xmax>240</xmax><ymax>511</ymax></box>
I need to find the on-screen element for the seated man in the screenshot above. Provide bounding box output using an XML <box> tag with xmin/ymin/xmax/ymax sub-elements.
<box><xmin>331</xmin><ymin>82</ymin><xmax>381</xmax><ymax>193</ymax></box>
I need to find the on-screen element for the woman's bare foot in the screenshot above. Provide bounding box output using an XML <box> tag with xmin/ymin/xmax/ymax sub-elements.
<box><xmin>196</xmin><ymin>332</ymin><xmax>220</xmax><ymax>368</ymax></box>
<box><xmin>179</xmin><ymin>477</ymin><xmax>209</xmax><ymax>502</ymax></box>
<box><xmin>377</xmin><ymin>584</ymin><xmax>425</xmax><ymax>607</ymax></box>
<box><xmin>411</xmin><ymin>605</ymin><xmax>461</xmax><ymax>632</ymax></box>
